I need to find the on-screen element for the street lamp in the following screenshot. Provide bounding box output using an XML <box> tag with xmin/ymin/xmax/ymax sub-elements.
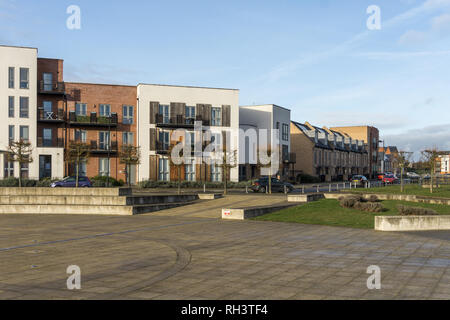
<box><xmin>379</xmin><ymin>139</ymin><xmax>385</xmax><ymax>174</ymax></box>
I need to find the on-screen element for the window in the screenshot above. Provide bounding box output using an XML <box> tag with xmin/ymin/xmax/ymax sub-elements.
<box><xmin>8</xmin><ymin>67</ymin><xmax>14</xmax><ymax>88</ymax></box>
<box><xmin>43</xmin><ymin>128</ymin><xmax>52</xmax><ymax>147</ymax></box>
<box><xmin>99</xmin><ymin>104</ymin><xmax>111</xmax><ymax>117</ymax></box>
<box><xmin>159</xmin><ymin>131</ymin><xmax>170</xmax><ymax>151</ymax></box>
<box><xmin>19</xmin><ymin>68</ymin><xmax>29</xmax><ymax>89</ymax></box>
<box><xmin>20</xmin><ymin>160</ymin><xmax>29</xmax><ymax>179</ymax></box>
<box><xmin>211</xmin><ymin>165</ymin><xmax>222</xmax><ymax>182</ymax></box>
<box><xmin>99</xmin><ymin>132</ymin><xmax>110</xmax><ymax>150</ymax></box>
<box><xmin>211</xmin><ymin>107</ymin><xmax>222</xmax><ymax>126</ymax></box>
<box><xmin>276</xmin><ymin>122</ymin><xmax>280</xmax><ymax>130</ymax></box>
<box><xmin>20</xmin><ymin>97</ymin><xmax>29</xmax><ymax>118</ymax></box>
<box><xmin>79</xmin><ymin>160</ymin><xmax>87</xmax><ymax>176</ymax></box>
<box><xmin>8</xmin><ymin>96</ymin><xmax>14</xmax><ymax>118</ymax></box>
<box><xmin>159</xmin><ymin>105</ymin><xmax>169</xmax><ymax>124</ymax></box>
<box><xmin>39</xmin><ymin>155</ymin><xmax>52</xmax><ymax>179</ymax></box>
<box><xmin>185</xmin><ymin>162</ymin><xmax>196</xmax><ymax>181</ymax></box>
<box><xmin>282</xmin><ymin>124</ymin><xmax>289</xmax><ymax>141</ymax></box>
<box><xmin>75</xmin><ymin>130</ymin><xmax>87</xmax><ymax>142</ymax></box>
<box><xmin>75</xmin><ymin>103</ymin><xmax>87</xmax><ymax>116</ymax></box>
<box><xmin>185</xmin><ymin>106</ymin><xmax>195</xmax><ymax>124</ymax></box>
<box><xmin>20</xmin><ymin>126</ymin><xmax>29</xmax><ymax>141</ymax></box>
<box><xmin>4</xmin><ymin>156</ymin><xmax>14</xmax><ymax>177</ymax></box>
<box><xmin>8</xmin><ymin>125</ymin><xmax>14</xmax><ymax>144</ymax></box>
<box><xmin>123</xmin><ymin>105</ymin><xmax>134</xmax><ymax>124</ymax></box>
<box><xmin>43</xmin><ymin>73</ymin><xmax>53</xmax><ymax>91</ymax></box>
<box><xmin>158</xmin><ymin>158</ymin><xmax>170</xmax><ymax>181</ymax></box>
<box><xmin>122</xmin><ymin>132</ymin><xmax>134</xmax><ymax>145</ymax></box>
<box><xmin>99</xmin><ymin>158</ymin><xmax>110</xmax><ymax>177</ymax></box>
<box><xmin>187</xmin><ymin>132</ymin><xmax>195</xmax><ymax>150</ymax></box>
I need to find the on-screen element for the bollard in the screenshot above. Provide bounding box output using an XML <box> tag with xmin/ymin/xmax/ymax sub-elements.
<box><xmin>302</xmin><ymin>186</ymin><xmax>305</xmax><ymax>194</ymax></box>
<box><xmin>203</xmin><ymin>184</ymin><xmax>206</xmax><ymax>193</ymax></box>
<box><xmin>329</xmin><ymin>184</ymin><xmax>331</xmax><ymax>192</ymax></box>
<box><xmin>246</xmin><ymin>186</ymin><xmax>248</xmax><ymax>194</ymax></box>
<box><xmin>284</xmin><ymin>185</ymin><xmax>287</xmax><ymax>194</ymax></box>
<box><xmin>317</xmin><ymin>185</ymin><xmax>319</xmax><ymax>193</ymax></box>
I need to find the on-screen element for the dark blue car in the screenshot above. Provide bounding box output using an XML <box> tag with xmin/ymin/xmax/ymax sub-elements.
<box><xmin>50</xmin><ymin>176</ymin><xmax>92</xmax><ymax>188</ymax></box>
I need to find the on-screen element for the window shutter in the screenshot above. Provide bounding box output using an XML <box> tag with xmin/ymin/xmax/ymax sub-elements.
<box><xmin>150</xmin><ymin>102</ymin><xmax>159</xmax><ymax>124</ymax></box>
<box><xmin>149</xmin><ymin>155</ymin><xmax>158</xmax><ymax>181</ymax></box>
<box><xmin>222</xmin><ymin>105</ymin><xmax>231</xmax><ymax>127</ymax></box>
<box><xmin>149</xmin><ymin>128</ymin><xmax>156</xmax><ymax>151</ymax></box>
<box><xmin>203</xmin><ymin>104</ymin><xmax>212</xmax><ymax>125</ymax></box>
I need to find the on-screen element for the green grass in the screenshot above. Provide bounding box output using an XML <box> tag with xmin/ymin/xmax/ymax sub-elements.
<box><xmin>347</xmin><ymin>184</ymin><xmax>450</xmax><ymax>198</ymax></box>
<box><xmin>252</xmin><ymin>199</ymin><xmax>450</xmax><ymax>229</ymax></box>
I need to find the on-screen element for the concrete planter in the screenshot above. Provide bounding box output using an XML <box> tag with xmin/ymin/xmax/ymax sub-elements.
<box><xmin>222</xmin><ymin>204</ymin><xmax>296</xmax><ymax>220</ymax></box>
<box><xmin>375</xmin><ymin>215</ymin><xmax>450</xmax><ymax>231</ymax></box>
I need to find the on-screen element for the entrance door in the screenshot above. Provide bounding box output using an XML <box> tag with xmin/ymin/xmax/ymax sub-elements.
<box><xmin>39</xmin><ymin>155</ymin><xmax>52</xmax><ymax>179</ymax></box>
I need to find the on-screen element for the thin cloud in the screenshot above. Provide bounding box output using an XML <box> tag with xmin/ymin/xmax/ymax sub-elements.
<box><xmin>354</xmin><ymin>50</ymin><xmax>450</xmax><ymax>60</ymax></box>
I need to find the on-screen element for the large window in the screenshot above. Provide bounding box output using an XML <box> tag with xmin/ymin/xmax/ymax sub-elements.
<box><xmin>159</xmin><ymin>105</ymin><xmax>169</xmax><ymax>124</ymax></box>
<box><xmin>21</xmin><ymin>160</ymin><xmax>29</xmax><ymax>179</ymax></box>
<box><xmin>43</xmin><ymin>73</ymin><xmax>53</xmax><ymax>91</ymax></box>
<box><xmin>43</xmin><ymin>128</ymin><xmax>52</xmax><ymax>147</ymax></box>
<box><xmin>159</xmin><ymin>131</ymin><xmax>170</xmax><ymax>151</ymax></box>
<box><xmin>122</xmin><ymin>132</ymin><xmax>134</xmax><ymax>145</ymax></box>
<box><xmin>211</xmin><ymin>107</ymin><xmax>221</xmax><ymax>126</ymax></box>
<box><xmin>211</xmin><ymin>165</ymin><xmax>222</xmax><ymax>182</ymax></box>
<box><xmin>185</xmin><ymin>106</ymin><xmax>195</xmax><ymax>124</ymax></box>
<box><xmin>20</xmin><ymin>126</ymin><xmax>29</xmax><ymax>142</ymax></box>
<box><xmin>4</xmin><ymin>156</ymin><xmax>14</xmax><ymax>177</ymax></box>
<box><xmin>99</xmin><ymin>104</ymin><xmax>111</xmax><ymax>117</ymax></box>
<box><xmin>8</xmin><ymin>96</ymin><xmax>14</xmax><ymax>118</ymax></box>
<box><xmin>99</xmin><ymin>131</ymin><xmax>110</xmax><ymax>150</ymax></box>
<box><xmin>185</xmin><ymin>162</ymin><xmax>196</xmax><ymax>181</ymax></box>
<box><xmin>8</xmin><ymin>67</ymin><xmax>14</xmax><ymax>88</ymax></box>
<box><xmin>123</xmin><ymin>105</ymin><xmax>134</xmax><ymax>124</ymax></box>
<box><xmin>99</xmin><ymin>158</ymin><xmax>110</xmax><ymax>177</ymax></box>
<box><xmin>282</xmin><ymin>124</ymin><xmax>289</xmax><ymax>141</ymax></box>
<box><xmin>19</xmin><ymin>68</ymin><xmax>29</xmax><ymax>89</ymax></box>
<box><xmin>20</xmin><ymin>97</ymin><xmax>29</xmax><ymax>118</ymax></box>
<box><xmin>75</xmin><ymin>103</ymin><xmax>87</xmax><ymax>116</ymax></box>
<box><xmin>158</xmin><ymin>158</ymin><xmax>170</xmax><ymax>181</ymax></box>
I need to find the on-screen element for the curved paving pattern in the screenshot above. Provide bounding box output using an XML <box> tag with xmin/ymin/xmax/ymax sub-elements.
<box><xmin>0</xmin><ymin>195</ymin><xmax>450</xmax><ymax>300</ymax></box>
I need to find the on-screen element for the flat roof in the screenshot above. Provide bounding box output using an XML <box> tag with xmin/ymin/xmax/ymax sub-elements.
<box><xmin>38</xmin><ymin>57</ymin><xmax>64</xmax><ymax>61</ymax></box>
<box><xmin>240</xmin><ymin>104</ymin><xmax>291</xmax><ymax>112</ymax></box>
<box><xmin>65</xmin><ymin>81</ymin><xmax>136</xmax><ymax>88</ymax></box>
<box><xmin>0</xmin><ymin>44</ymin><xmax>38</xmax><ymax>50</ymax></box>
<box><xmin>138</xmin><ymin>83</ymin><xmax>239</xmax><ymax>91</ymax></box>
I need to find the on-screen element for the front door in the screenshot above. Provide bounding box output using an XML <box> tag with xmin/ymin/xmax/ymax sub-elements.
<box><xmin>39</xmin><ymin>155</ymin><xmax>52</xmax><ymax>179</ymax></box>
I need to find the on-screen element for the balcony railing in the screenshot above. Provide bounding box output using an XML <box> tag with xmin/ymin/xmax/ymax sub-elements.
<box><xmin>90</xmin><ymin>140</ymin><xmax>118</xmax><ymax>153</ymax></box>
<box><xmin>38</xmin><ymin>81</ymin><xmax>65</xmax><ymax>94</ymax></box>
<box><xmin>68</xmin><ymin>112</ymin><xmax>118</xmax><ymax>127</ymax></box>
<box><xmin>38</xmin><ymin>108</ymin><xmax>65</xmax><ymax>122</ymax></box>
<box><xmin>156</xmin><ymin>141</ymin><xmax>170</xmax><ymax>154</ymax></box>
<box><xmin>37</xmin><ymin>137</ymin><xmax>64</xmax><ymax>148</ymax></box>
<box><xmin>155</xmin><ymin>114</ymin><xmax>208</xmax><ymax>127</ymax></box>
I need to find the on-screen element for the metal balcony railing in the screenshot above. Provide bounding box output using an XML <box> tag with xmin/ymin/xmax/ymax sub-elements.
<box><xmin>68</xmin><ymin>112</ymin><xmax>118</xmax><ymax>126</ymax></box>
<box><xmin>38</xmin><ymin>81</ymin><xmax>65</xmax><ymax>94</ymax></box>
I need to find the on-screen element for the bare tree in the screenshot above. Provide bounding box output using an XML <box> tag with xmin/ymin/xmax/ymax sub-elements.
<box><xmin>421</xmin><ymin>148</ymin><xmax>441</xmax><ymax>194</ymax></box>
<box><xmin>66</xmin><ymin>141</ymin><xmax>90</xmax><ymax>187</ymax></box>
<box><xmin>393</xmin><ymin>151</ymin><xmax>413</xmax><ymax>192</ymax></box>
<box><xmin>7</xmin><ymin>139</ymin><xmax>33</xmax><ymax>187</ymax></box>
<box><xmin>119</xmin><ymin>145</ymin><xmax>140</xmax><ymax>187</ymax></box>
<box><xmin>257</xmin><ymin>147</ymin><xmax>278</xmax><ymax>194</ymax></box>
<box><xmin>216</xmin><ymin>149</ymin><xmax>238</xmax><ymax>195</ymax></box>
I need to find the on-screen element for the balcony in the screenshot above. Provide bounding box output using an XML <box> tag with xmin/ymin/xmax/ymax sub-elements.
<box><xmin>156</xmin><ymin>141</ymin><xmax>170</xmax><ymax>155</ymax></box>
<box><xmin>37</xmin><ymin>108</ymin><xmax>65</xmax><ymax>123</ymax></box>
<box><xmin>89</xmin><ymin>140</ymin><xmax>118</xmax><ymax>154</ymax></box>
<box><xmin>38</xmin><ymin>81</ymin><xmax>65</xmax><ymax>95</ymax></box>
<box><xmin>155</xmin><ymin>114</ymin><xmax>208</xmax><ymax>128</ymax></box>
<box><xmin>37</xmin><ymin>137</ymin><xmax>64</xmax><ymax>148</ymax></box>
<box><xmin>68</xmin><ymin>112</ymin><xmax>118</xmax><ymax>127</ymax></box>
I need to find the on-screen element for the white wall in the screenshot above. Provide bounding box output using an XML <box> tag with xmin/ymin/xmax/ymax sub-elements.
<box><xmin>0</xmin><ymin>46</ymin><xmax>40</xmax><ymax>179</ymax></box>
<box><xmin>137</xmin><ymin>84</ymin><xmax>240</xmax><ymax>182</ymax></box>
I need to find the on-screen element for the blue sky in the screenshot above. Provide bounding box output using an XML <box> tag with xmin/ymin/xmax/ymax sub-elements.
<box><xmin>1</xmin><ymin>0</ymin><xmax>450</xmax><ymax>157</ymax></box>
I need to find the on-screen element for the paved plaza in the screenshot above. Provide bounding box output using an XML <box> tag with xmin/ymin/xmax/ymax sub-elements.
<box><xmin>1</xmin><ymin>195</ymin><xmax>450</xmax><ymax>300</ymax></box>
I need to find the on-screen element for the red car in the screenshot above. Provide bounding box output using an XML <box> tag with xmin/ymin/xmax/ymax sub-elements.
<box><xmin>382</xmin><ymin>174</ymin><xmax>397</xmax><ymax>184</ymax></box>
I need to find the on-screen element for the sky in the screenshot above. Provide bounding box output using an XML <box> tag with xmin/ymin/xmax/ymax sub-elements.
<box><xmin>1</xmin><ymin>0</ymin><xmax>450</xmax><ymax>159</ymax></box>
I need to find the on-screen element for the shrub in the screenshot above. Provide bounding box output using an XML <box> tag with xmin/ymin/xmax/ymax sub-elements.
<box><xmin>368</xmin><ymin>195</ymin><xmax>379</xmax><ymax>203</ymax></box>
<box><xmin>90</xmin><ymin>175</ymin><xmax>124</xmax><ymax>187</ymax></box>
<box><xmin>354</xmin><ymin>201</ymin><xmax>384</xmax><ymax>213</ymax></box>
<box><xmin>397</xmin><ymin>205</ymin><xmax>437</xmax><ymax>216</ymax></box>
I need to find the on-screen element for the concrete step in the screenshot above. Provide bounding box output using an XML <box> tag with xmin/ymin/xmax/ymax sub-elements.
<box><xmin>126</xmin><ymin>194</ymin><xmax>198</xmax><ymax>205</ymax></box>
<box><xmin>0</xmin><ymin>187</ymin><xmax>132</xmax><ymax>197</ymax></box>
<box><xmin>132</xmin><ymin>201</ymin><xmax>198</xmax><ymax>215</ymax></box>
<box><xmin>0</xmin><ymin>204</ymin><xmax>133</xmax><ymax>215</ymax></box>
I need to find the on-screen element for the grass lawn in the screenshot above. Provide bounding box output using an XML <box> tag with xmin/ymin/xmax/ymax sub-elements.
<box><xmin>346</xmin><ymin>184</ymin><xmax>450</xmax><ymax>198</ymax></box>
<box><xmin>251</xmin><ymin>199</ymin><xmax>450</xmax><ymax>229</ymax></box>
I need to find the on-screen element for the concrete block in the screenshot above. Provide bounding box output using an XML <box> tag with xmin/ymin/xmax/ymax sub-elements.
<box><xmin>222</xmin><ymin>204</ymin><xmax>295</xmax><ymax>220</ymax></box>
<box><xmin>288</xmin><ymin>193</ymin><xmax>324</xmax><ymax>203</ymax></box>
<box><xmin>198</xmin><ymin>194</ymin><xmax>223</xmax><ymax>200</ymax></box>
<box><xmin>375</xmin><ymin>215</ymin><xmax>450</xmax><ymax>231</ymax></box>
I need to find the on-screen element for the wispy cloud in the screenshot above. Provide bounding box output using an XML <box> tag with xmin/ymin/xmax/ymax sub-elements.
<box><xmin>354</xmin><ymin>50</ymin><xmax>450</xmax><ymax>60</ymax></box>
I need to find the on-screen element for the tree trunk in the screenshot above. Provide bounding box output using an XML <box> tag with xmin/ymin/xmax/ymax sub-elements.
<box><xmin>75</xmin><ymin>159</ymin><xmax>79</xmax><ymax>188</ymax></box>
<box><xmin>178</xmin><ymin>166</ymin><xmax>181</xmax><ymax>195</ymax></box>
<box><xmin>268</xmin><ymin>167</ymin><xmax>272</xmax><ymax>194</ymax></box>
<box><xmin>430</xmin><ymin>166</ymin><xmax>433</xmax><ymax>194</ymax></box>
<box><xmin>224</xmin><ymin>165</ymin><xmax>228</xmax><ymax>195</ymax></box>
<box><xmin>400</xmin><ymin>166</ymin><xmax>404</xmax><ymax>193</ymax></box>
<box><xmin>18</xmin><ymin>173</ymin><xmax>22</xmax><ymax>188</ymax></box>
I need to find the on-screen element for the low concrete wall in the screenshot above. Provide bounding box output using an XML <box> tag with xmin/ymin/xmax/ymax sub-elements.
<box><xmin>0</xmin><ymin>205</ymin><xmax>133</xmax><ymax>215</ymax></box>
<box><xmin>325</xmin><ymin>192</ymin><xmax>450</xmax><ymax>205</ymax></box>
<box><xmin>222</xmin><ymin>204</ymin><xmax>296</xmax><ymax>220</ymax></box>
<box><xmin>0</xmin><ymin>187</ymin><xmax>131</xmax><ymax>196</ymax></box>
<box><xmin>288</xmin><ymin>193</ymin><xmax>324</xmax><ymax>203</ymax></box>
<box><xmin>375</xmin><ymin>215</ymin><xmax>450</xmax><ymax>231</ymax></box>
<box><xmin>198</xmin><ymin>193</ymin><xmax>223</xmax><ymax>200</ymax></box>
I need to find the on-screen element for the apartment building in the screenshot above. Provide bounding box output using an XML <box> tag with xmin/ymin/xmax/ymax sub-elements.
<box><xmin>438</xmin><ymin>154</ymin><xmax>450</xmax><ymax>174</ymax></box>
<box><xmin>378</xmin><ymin>146</ymin><xmax>398</xmax><ymax>174</ymax></box>
<box><xmin>291</xmin><ymin>121</ymin><xmax>368</xmax><ymax>182</ymax></box>
<box><xmin>238</xmin><ymin>104</ymin><xmax>293</xmax><ymax>181</ymax></box>
<box><xmin>137</xmin><ymin>84</ymin><xmax>240</xmax><ymax>183</ymax></box>
<box><xmin>330</xmin><ymin>125</ymin><xmax>379</xmax><ymax>178</ymax></box>
<box><xmin>1</xmin><ymin>45</ymin><xmax>43</xmax><ymax>180</ymax></box>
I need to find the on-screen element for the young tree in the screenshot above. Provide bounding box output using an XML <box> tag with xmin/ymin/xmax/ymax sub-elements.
<box><xmin>7</xmin><ymin>139</ymin><xmax>33</xmax><ymax>187</ymax></box>
<box><xmin>393</xmin><ymin>151</ymin><xmax>413</xmax><ymax>192</ymax></box>
<box><xmin>216</xmin><ymin>149</ymin><xmax>238</xmax><ymax>195</ymax></box>
<box><xmin>66</xmin><ymin>141</ymin><xmax>90</xmax><ymax>187</ymax></box>
<box><xmin>119</xmin><ymin>145</ymin><xmax>140</xmax><ymax>187</ymax></box>
<box><xmin>421</xmin><ymin>148</ymin><xmax>441</xmax><ymax>194</ymax></box>
<box><xmin>257</xmin><ymin>147</ymin><xmax>279</xmax><ymax>194</ymax></box>
<box><xmin>168</xmin><ymin>143</ymin><xmax>184</xmax><ymax>195</ymax></box>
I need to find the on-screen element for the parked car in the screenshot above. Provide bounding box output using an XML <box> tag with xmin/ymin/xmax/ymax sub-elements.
<box><xmin>377</xmin><ymin>173</ymin><xmax>385</xmax><ymax>180</ymax></box>
<box><xmin>50</xmin><ymin>176</ymin><xmax>92</xmax><ymax>188</ymax></box>
<box><xmin>250</xmin><ymin>177</ymin><xmax>294</xmax><ymax>193</ymax></box>
<box><xmin>382</xmin><ymin>174</ymin><xmax>397</xmax><ymax>184</ymax></box>
<box><xmin>350</xmin><ymin>175</ymin><xmax>368</xmax><ymax>187</ymax></box>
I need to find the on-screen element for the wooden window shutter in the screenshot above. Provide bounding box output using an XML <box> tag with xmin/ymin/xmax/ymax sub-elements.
<box><xmin>222</xmin><ymin>105</ymin><xmax>231</xmax><ymax>127</ymax></box>
<box><xmin>149</xmin><ymin>128</ymin><xmax>156</xmax><ymax>151</ymax></box>
<box><xmin>203</xmin><ymin>104</ymin><xmax>212</xmax><ymax>125</ymax></box>
<box><xmin>149</xmin><ymin>155</ymin><xmax>158</xmax><ymax>181</ymax></box>
<box><xmin>150</xmin><ymin>102</ymin><xmax>159</xmax><ymax>124</ymax></box>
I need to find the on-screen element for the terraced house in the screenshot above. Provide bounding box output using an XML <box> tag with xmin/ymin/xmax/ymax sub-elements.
<box><xmin>291</xmin><ymin>121</ymin><xmax>369</xmax><ymax>182</ymax></box>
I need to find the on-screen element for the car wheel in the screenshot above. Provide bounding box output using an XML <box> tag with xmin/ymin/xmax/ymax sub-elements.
<box><xmin>260</xmin><ymin>187</ymin><xmax>266</xmax><ymax>193</ymax></box>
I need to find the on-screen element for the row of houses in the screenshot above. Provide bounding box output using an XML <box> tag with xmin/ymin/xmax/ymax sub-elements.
<box><xmin>1</xmin><ymin>45</ymin><xmax>384</xmax><ymax>184</ymax></box>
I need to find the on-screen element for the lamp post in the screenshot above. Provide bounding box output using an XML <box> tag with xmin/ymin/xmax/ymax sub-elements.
<box><xmin>379</xmin><ymin>139</ymin><xmax>385</xmax><ymax>174</ymax></box>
